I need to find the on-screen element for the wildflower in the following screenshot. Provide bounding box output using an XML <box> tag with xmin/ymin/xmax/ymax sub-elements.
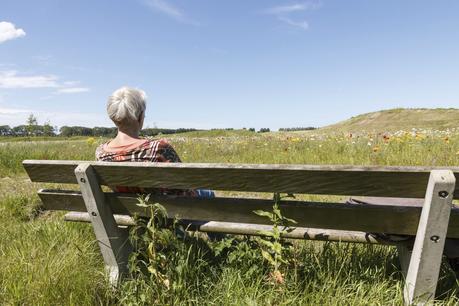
<box><xmin>86</xmin><ymin>137</ymin><xmax>96</xmax><ymax>145</ymax></box>
<box><xmin>415</xmin><ymin>133</ymin><xmax>426</xmax><ymax>141</ymax></box>
<box><xmin>272</xmin><ymin>270</ymin><xmax>284</xmax><ymax>284</ymax></box>
<box><xmin>444</xmin><ymin>137</ymin><xmax>450</xmax><ymax>144</ymax></box>
<box><xmin>373</xmin><ymin>146</ymin><xmax>380</xmax><ymax>153</ymax></box>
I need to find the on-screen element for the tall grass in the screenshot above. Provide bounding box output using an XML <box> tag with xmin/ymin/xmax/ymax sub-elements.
<box><xmin>1</xmin><ymin>130</ymin><xmax>459</xmax><ymax>304</ymax></box>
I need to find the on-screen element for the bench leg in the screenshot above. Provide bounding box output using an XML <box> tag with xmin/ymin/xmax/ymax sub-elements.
<box><xmin>75</xmin><ymin>163</ymin><xmax>132</xmax><ymax>286</ymax></box>
<box><xmin>404</xmin><ymin>170</ymin><xmax>455</xmax><ymax>305</ymax></box>
<box><xmin>397</xmin><ymin>243</ymin><xmax>413</xmax><ymax>278</ymax></box>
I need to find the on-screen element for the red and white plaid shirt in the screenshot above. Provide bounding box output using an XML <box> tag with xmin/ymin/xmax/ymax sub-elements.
<box><xmin>95</xmin><ymin>138</ymin><xmax>196</xmax><ymax>196</ymax></box>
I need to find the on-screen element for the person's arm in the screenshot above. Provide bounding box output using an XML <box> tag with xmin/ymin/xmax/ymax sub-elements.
<box><xmin>155</xmin><ymin>139</ymin><xmax>182</xmax><ymax>163</ymax></box>
<box><xmin>153</xmin><ymin>139</ymin><xmax>199</xmax><ymax>196</ymax></box>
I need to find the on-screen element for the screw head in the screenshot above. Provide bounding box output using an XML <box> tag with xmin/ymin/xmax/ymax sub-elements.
<box><xmin>80</xmin><ymin>177</ymin><xmax>86</xmax><ymax>183</ymax></box>
<box><xmin>91</xmin><ymin>212</ymin><xmax>97</xmax><ymax>217</ymax></box>
<box><xmin>430</xmin><ymin>235</ymin><xmax>440</xmax><ymax>242</ymax></box>
<box><xmin>439</xmin><ymin>191</ymin><xmax>449</xmax><ymax>198</ymax></box>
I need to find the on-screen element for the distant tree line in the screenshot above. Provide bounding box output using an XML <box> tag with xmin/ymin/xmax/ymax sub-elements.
<box><xmin>0</xmin><ymin>114</ymin><xmax>55</xmax><ymax>136</ymax></box>
<box><xmin>258</xmin><ymin>128</ymin><xmax>270</xmax><ymax>133</ymax></box>
<box><xmin>0</xmin><ymin>124</ymin><xmax>56</xmax><ymax>136</ymax></box>
<box><xmin>0</xmin><ymin>114</ymin><xmax>199</xmax><ymax>137</ymax></box>
<box><xmin>2</xmin><ymin>113</ymin><xmax>307</xmax><ymax>137</ymax></box>
<box><xmin>1</xmin><ymin>125</ymin><xmax>199</xmax><ymax>137</ymax></box>
<box><xmin>278</xmin><ymin>127</ymin><xmax>317</xmax><ymax>132</ymax></box>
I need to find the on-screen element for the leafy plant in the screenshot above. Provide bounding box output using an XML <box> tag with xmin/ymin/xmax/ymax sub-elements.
<box><xmin>126</xmin><ymin>195</ymin><xmax>215</xmax><ymax>304</ymax></box>
<box><xmin>253</xmin><ymin>193</ymin><xmax>297</xmax><ymax>284</ymax></box>
<box><xmin>212</xmin><ymin>235</ymin><xmax>264</xmax><ymax>278</ymax></box>
<box><xmin>129</xmin><ymin>194</ymin><xmax>171</xmax><ymax>289</ymax></box>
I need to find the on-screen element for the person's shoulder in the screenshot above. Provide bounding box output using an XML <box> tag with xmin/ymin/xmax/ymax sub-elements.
<box><xmin>95</xmin><ymin>142</ymin><xmax>105</xmax><ymax>151</ymax></box>
<box><xmin>147</xmin><ymin>138</ymin><xmax>173</xmax><ymax>148</ymax></box>
<box><xmin>95</xmin><ymin>141</ymin><xmax>110</xmax><ymax>160</ymax></box>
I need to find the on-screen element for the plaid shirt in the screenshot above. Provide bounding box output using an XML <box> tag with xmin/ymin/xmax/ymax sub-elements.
<box><xmin>95</xmin><ymin>138</ymin><xmax>196</xmax><ymax>195</ymax></box>
<box><xmin>96</xmin><ymin>138</ymin><xmax>182</xmax><ymax>163</ymax></box>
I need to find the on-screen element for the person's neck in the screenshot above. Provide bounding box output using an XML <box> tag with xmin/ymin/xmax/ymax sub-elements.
<box><xmin>114</xmin><ymin>129</ymin><xmax>141</xmax><ymax>142</ymax></box>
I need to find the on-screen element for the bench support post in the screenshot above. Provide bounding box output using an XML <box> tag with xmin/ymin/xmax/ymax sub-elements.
<box><xmin>403</xmin><ymin>170</ymin><xmax>455</xmax><ymax>305</ymax></box>
<box><xmin>75</xmin><ymin>163</ymin><xmax>131</xmax><ymax>286</ymax></box>
<box><xmin>397</xmin><ymin>243</ymin><xmax>413</xmax><ymax>277</ymax></box>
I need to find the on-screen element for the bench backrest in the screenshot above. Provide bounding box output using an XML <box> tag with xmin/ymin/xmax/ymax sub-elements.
<box><xmin>23</xmin><ymin>160</ymin><xmax>459</xmax><ymax>198</ymax></box>
<box><xmin>23</xmin><ymin>160</ymin><xmax>459</xmax><ymax>238</ymax></box>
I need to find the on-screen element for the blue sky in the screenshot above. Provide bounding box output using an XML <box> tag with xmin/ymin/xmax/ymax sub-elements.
<box><xmin>0</xmin><ymin>0</ymin><xmax>458</xmax><ymax>130</ymax></box>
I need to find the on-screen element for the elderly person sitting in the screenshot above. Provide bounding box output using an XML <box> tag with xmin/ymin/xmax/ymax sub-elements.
<box><xmin>96</xmin><ymin>86</ymin><xmax>213</xmax><ymax>197</ymax></box>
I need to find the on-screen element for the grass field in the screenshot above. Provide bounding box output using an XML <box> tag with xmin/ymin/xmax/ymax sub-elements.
<box><xmin>1</xmin><ymin>127</ymin><xmax>459</xmax><ymax>305</ymax></box>
<box><xmin>323</xmin><ymin>108</ymin><xmax>459</xmax><ymax>132</ymax></box>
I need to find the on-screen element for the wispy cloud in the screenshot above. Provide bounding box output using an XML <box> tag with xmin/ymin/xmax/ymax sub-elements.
<box><xmin>0</xmin><ymin>70</ymin><xmax>90</xmax><ymax>94</ymax></box>
<box><xmin>142</xmin><ymin>0</ymin><xmax>198</xmax><ymax>25</ymax></box>
<box><xmin>262</xmin><ymin>3</ymin><xmax>319</xmax><ymax>15</ymax></box>
<box><xmin>55</xmin><ymin>87</ymin><xmax>90</xmax><ymax>94</ymax></box>
<box><xmin>0</xmin><ymin>106</ymin><xmax>32</xmax><ymax>115</ymax></box>
<box><xmin>0</xmin><ymin>105</ymin><xmax>110</xmax><ymax>127</ymax></box>
<box><xmin>278</xmin><ymin>16</ymin><xmax>309</xmax><ymax>30</ymax></box>
<box><xmin>261</xmin><ymin>1</ymin><xmax>320</xmax><ymax>31</ymax></box>
<box><xmin>0</xmin><ymin>70</ymin><xmax>58</xmax><ymax>88</ymax></box>
<box><xmin>0</xmin><ymin>21</ymin><xmax>26</xmax><ymax>44</ymax></box>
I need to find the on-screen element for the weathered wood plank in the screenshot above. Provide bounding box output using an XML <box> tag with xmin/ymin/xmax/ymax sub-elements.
<box><xmin>37</xmin><ymin>189</ymin><xmax>459</xmax><ymax>238</ymax></box>
<box><xmin>64</xmin><ymin>211</ymin><xmax>136</xmax><ymax>226</ymax></box>
<box><xmin>23</xmin><ymin>160</ymin><xmax>459</xmax><ymax>198</ymax></box>
<box><xmin>404</xmin><ymin>170</ymin><xmax>456</xmax><ymax>305</ymax></box>
<box><xmin>197</xmin><ymin>221</ymin><xmax>389</xmax><ymax>244</ymax></box>
<box><xmin>75</xmin><ymin>164</ymin><xmax>131</xmax><ymax>286</ymax></box>
<box><xmin>63</xmin><ymin>212</ymin><xmax>390</xmax><ymax>245</ymax></box>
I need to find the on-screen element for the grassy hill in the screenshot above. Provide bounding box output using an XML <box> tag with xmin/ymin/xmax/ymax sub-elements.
<box><xmin>321</xmin><ymin>108</ymin><xmax>459</xmax><ymax>133</ymax></box>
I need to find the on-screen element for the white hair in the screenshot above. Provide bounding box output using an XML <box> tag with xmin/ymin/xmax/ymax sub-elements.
<box><xmin>107</xmin><ymin>87</ymin><xmax>147</xmax><ymax>128</ymax></box>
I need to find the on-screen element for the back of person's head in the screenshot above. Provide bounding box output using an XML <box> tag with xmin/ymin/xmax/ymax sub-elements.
<box><xmin>107</xmin><ymin>86</ymin><xmax>147</xmax><ymax>130</ymax></box>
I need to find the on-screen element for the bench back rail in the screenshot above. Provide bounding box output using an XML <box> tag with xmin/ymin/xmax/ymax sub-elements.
<box><xmin>23</xmin><ymin>160</ymin><xmax>459</xmax><ymax>198</ymax></box>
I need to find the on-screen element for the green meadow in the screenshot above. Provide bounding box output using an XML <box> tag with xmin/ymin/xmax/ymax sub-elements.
<box><xmin>1</xmin><ymin>126</ymin><xmax>459</xmax><ymax>305</ymax></box>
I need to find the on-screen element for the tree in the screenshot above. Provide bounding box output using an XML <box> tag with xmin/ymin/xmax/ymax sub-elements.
<box><xmin>12</xmin><ymin>125</ymin><xmax>27</xmax><ymax>136</ymax></box>
<box><xmin>43</xmin><ymin>120</ymin><xmax>55</xmax><ymax>136</ymax></box>
<box><xmin>258</xmin><ymin>128</ymin><xmax>270</xmax><ymax>133</ymax></box>
<box><xmin>0</xmin><ymin>125</ymin><xmax>11</xmax><ymax>136</ymax></box>
<box><xmin>26</xmin><ymin>113</ymin><xmax>38</xmax><ymax>136</ymax></box>
<box><xmin>59</xmin><ymin>126</ymin><xmax>72</xmax><ymax>137</ymax></box>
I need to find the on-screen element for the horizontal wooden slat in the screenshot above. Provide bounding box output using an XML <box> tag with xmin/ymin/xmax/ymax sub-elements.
<box><xmin>197</xmin><ymin>221</ymin><xmax>389</xmax><ymax>244</ymax></box>
<box><xmin>63</xmin><ymin>212</ymin><xmax>389</xmax><ymax>245</ymax></box>
<box><xmin>64</xmin><ymin>211</ymin><xmax>135</xmax><ymax>226</ymax></box>
<box><xmin>37</xmin><ymin>189</ymin><xmax>459</xmax><ymax>238</ymax></box>
<box><xmin>24</xmin><ymin>160</ymin><xmax>459</xmax><ymax>198</ymax></box>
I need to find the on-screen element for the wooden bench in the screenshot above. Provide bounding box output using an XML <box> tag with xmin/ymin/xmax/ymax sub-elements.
<box><xmin>23</xmin><ymin>160</ymin><xmax>459</xmax><ymax>305</ymax></box>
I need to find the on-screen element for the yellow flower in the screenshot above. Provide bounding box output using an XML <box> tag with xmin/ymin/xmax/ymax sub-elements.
<box><xmin>86</xmin><ymin>137</ymin><xmax>96</xmax><ymax>145</ymax></box>
<box><xmin>372</xmin><ymin>146</ymin><xmax>380</xmax><ymax>153</ymax></box>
